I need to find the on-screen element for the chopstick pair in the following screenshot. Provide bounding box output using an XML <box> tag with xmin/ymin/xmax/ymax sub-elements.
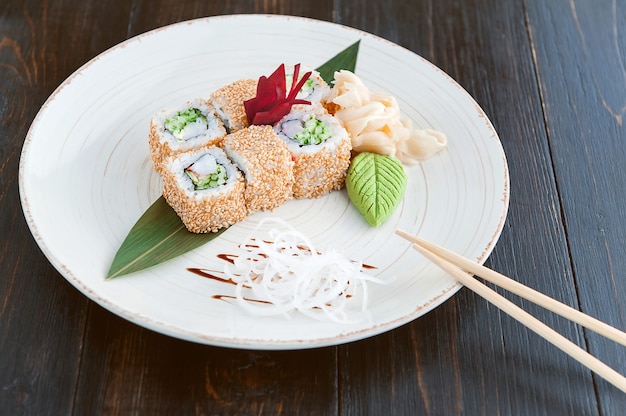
<box><xmin>395</xmin><ymin>229</ymin><xmax>626</xmax><ymax>394</ymax></box>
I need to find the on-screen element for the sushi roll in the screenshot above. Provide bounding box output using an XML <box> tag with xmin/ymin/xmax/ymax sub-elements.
<box><xmin>222</xmin><ymin>125</ymin><xmax>295</xmax><ymax>214</ymax></box>
<box><xmin>161</xmin><ymin>147</ymin><xmax>247</xmax><ymax>233</ymax></box>
<box><xmin>286</xmin><ymin>65</ymin><xmax>331</xmax><ymax>104</ymax></box>
<box><xmin>210</xmin><ymin>79</ymin><xmax>258</xmax><ymax>133</ymax></box>
<box><xmin>274</xmin><ymin>103</ymin><xmax>352</xmax><ymax>199</ymax></box>
<box><xmin>149</xmin><ymin>98</ymin><xmax>227</xmax><ymax>174</ymax></box>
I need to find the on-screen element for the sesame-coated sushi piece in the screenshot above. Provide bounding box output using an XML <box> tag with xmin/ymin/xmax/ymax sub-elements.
<box><xmin>286</xmin><ymin>65</ymin><xmax>331</xmax><ymax>104</ymax></box>
<box><xmin>274</xmin><ymin>104</ymin><xmax>352</xmax><ymax>199</ymax></box>
<box><xmin>161</xmin><ymin>147</ymin><xmax>247</xmax><ymax>233</ymax></box>
<box><xmin>149</xmin><ymin>98</ymin><xmax>227</xmax><ymax>174</ymax></box>
<box><xmin>222</xmin><ymin>125</ymin><xmax>295</xmax><ymax>214</ymax></box>
<box><xmin>210</xmin><ymin>79</ymin><xmax>258</xmax><ymax>133</ymax></box>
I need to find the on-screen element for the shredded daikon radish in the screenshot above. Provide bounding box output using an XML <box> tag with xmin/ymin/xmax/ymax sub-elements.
<box><xmin>224</xmin><ymin>218</ymin><xmax>386</xmax><ymax>323</ymax></box>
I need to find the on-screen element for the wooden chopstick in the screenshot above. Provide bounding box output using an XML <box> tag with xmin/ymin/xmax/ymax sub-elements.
<box><xmin>395</xmin><ymin>229</ymin><xmax>626</xmax><ymax>394</ymax></box>
<box><xmin>395</xmin><ymin>230</ymin><xmax>626</xmax><ymax>347</ymax></box>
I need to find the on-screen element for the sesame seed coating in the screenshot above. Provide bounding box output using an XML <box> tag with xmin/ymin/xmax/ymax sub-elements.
<box><xmin>291</xmin><ymin>133</ymin><xmax>352</xmax><ymax>199</ymax></box>
<box><xmin>148</xmin><ymin>100</ymin><xmax>226</xmax><ymax>174</ymax></box>
<box><xmin>222</xmin><ymin>125</ymin><xmax>295</xmax><ymax>214</ymax></box>
<box><xmin>273</xmin><ymin>103</ymin><xmax>353</xmax><ymax>199</ymax></box>
<box><xmin>160</xmin><ymin>150</ymin><xmax>247</xmax><ymax>233</ymax></box>
<box><xmin>210</xmin><ymin>79</ymin><xmax>258</xmax><ymax>133</ymax></box>
<box><xmin>152</xmin><ymin>80</ymin><xmax>358</xmax><ymax>234</ymax></box>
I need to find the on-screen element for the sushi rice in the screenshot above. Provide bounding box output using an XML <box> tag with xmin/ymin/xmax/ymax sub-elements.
<box><xmin>222</xmin><ymin>125</ymin><xmax>295</xmax><ymax>214</ymax></box>
<box><xmin>161</xmin><ymin>147</ymin><xmax>247</xmax><ymax>233</ymax></box>
<box><xmin>285</xmin><ymin>65</ymin><xmax>331</xmax><ymax>104</ymax></box>
<box><xmin>274</xmin><ymin>103</ymin><xmax>352</xmax><ymax>199</ymax></box>
<box><xmin>149</xmin><ymin>98</ymin><xmax>226</xmax><ymax>174</ymax></box>
<box><xmin>210</xmin><ymin>79</ymin><xmax>258</xmax><ymax>133</ymax></box>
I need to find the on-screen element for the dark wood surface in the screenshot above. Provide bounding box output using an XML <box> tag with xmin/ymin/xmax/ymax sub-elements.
<box><xmin>2</xmin><ymin>0</ymin><xmax>625</xmax><ymax>414</ymax></box>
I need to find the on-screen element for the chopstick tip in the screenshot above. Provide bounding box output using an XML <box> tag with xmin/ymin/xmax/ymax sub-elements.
<box><xmin>395</xmin><ymin>229</ymin><xmax>419</xmax><ymax>243</ymax></box>
<box><xmin>395</xmin><ymin>228</ymin><xmax>410</xmax><ymax>238</ymax></box>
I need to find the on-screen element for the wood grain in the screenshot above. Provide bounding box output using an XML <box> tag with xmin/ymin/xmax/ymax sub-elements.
<box><xmin>2</xmin><ymin>0</ymin><xmax>625</xmax><ymax>414</ymax></box>
<box><xmin>72</xmin><ymin>306</ymin><xmax>337</xmax><ymax>415</ymax></box>
<box><xmin>526</xmin><ymin>0</ymin><xmax>626</xmax><ymax>411</ymax></box>
<box><xmin>0</xmin><ymin>1</ymin><xmax>130</xmax><ymax>414</ymax></box>
<box><xmin>336</xmin><ymin>0</ymin><xmax>599</xmax><ymax>412</ymax></box>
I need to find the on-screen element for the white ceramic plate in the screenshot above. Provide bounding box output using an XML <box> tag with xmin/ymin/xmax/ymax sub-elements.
<box><xmin>19</xmin><ymin>15</ymin><xmax>509</xmax><ymax>349</ymax></box>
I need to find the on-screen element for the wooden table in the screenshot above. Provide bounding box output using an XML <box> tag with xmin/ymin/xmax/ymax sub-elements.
<box><xmin>2</xmin><ymin>1</ymin><xmax>626</xmax><ymax>414</ymax></box>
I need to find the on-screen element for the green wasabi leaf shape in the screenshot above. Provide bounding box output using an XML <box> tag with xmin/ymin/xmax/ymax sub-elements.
<box><xmin>315</xmin><ymin>40</ymin><xmax>360</xmax><ymax>84</ymax></box>
<box><xmin>345</xmin><ymin>152</ymin><xmax>408</xmax><ymax>227</ymax></box>
<box><xmin>106</xmin><ymin>196</ymin><xmax>227</xmax><ymax>279</ymax></box>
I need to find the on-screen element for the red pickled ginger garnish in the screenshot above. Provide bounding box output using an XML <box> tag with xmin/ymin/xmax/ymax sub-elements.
<box><xmin>244</xmin><ymin>64</ymin><xmax>312</xmax><ymax>125</ymax></box>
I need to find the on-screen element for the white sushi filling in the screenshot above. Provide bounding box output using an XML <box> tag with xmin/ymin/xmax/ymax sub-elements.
<box><xmin>185</xmin><ymin>153</ymin><xmax>227</xmax><ymax>190</ymax></box>
<box><xmin>277</xmin><ymin>116</ymin><xmax>330</xmax><ymax>146</ymax></box>
<box><xmin>163</xmin><ymin>107</ymin><xmax>210</xmax><ymax>141</ymax></box>
<box><xmin>279</xmin><ymin>118</ymin><xmax>305</xmax><ymax>139</ymax></box>
<box><xmin>169</xmin><ymin>149</ymin><xmax>237</xmax><ymax>198</ymax></box>
<box><xmin>174</xmin><ymin>117</ymin><xmax>209</xmax><ymax>141</ymax></box>
<box><xmin>275</xmin><ymin>105</ymin><xmax>347</xmax><ymax>154</ymax></box>
<box><xmin>188</xmin><ymin>153</ymin><xmax>218</xmax><ymax>175</ymax></box>
<box><xmin>154</xmin><ymin>99</ymin><xmax>226</xmax><ymax>149</ymax></box>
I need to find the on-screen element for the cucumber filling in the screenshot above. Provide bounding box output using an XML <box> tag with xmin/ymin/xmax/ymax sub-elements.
<box><xmin>164</xmin><ymin>107</ymin><xmax>209</xmax><ymax>141</ymax></box>
<box><xmin>184</xmin><ymin>154</ymin><xmax>227</xmax><ymax>190</ymax></box>
<box><xmin>292</xmin><ymin>116</ymin><xmax>331</xmax><ymax>145</ymax></box>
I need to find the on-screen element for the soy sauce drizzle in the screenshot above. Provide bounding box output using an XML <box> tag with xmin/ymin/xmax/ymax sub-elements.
<box><xmin>187</xmin><ymin>267</ymin><xmax>236</xmax><ymax>285</ymax></box>
<box><xmin>212</xmin><ymin>294</ymin><xmax>271</xmax><ymax>304</ymax></box>
<box><xmin>187</xmin><ymin>250</ymin><xmax>377</xmax><ymax>304</ymax></box>
<box><xmin>216</xmin><ymin>253</ymin><xmax>237</xmax><ymax>265</ymax></box>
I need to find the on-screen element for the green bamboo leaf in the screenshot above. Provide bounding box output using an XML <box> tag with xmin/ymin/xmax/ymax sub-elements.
<box><xmin>315</xmin><ymin>40</ymin><xmax>360</xmax><ymax>84</ymax></box>
<box><xmin>106</xmin><ymin>196</ymin><xmax>227</xmax><ymax>279</ymax></box>
<box><xmin>345</xmin><ymin>152</ymin><xmax>408</xmax><ymax>227</ymax></box>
